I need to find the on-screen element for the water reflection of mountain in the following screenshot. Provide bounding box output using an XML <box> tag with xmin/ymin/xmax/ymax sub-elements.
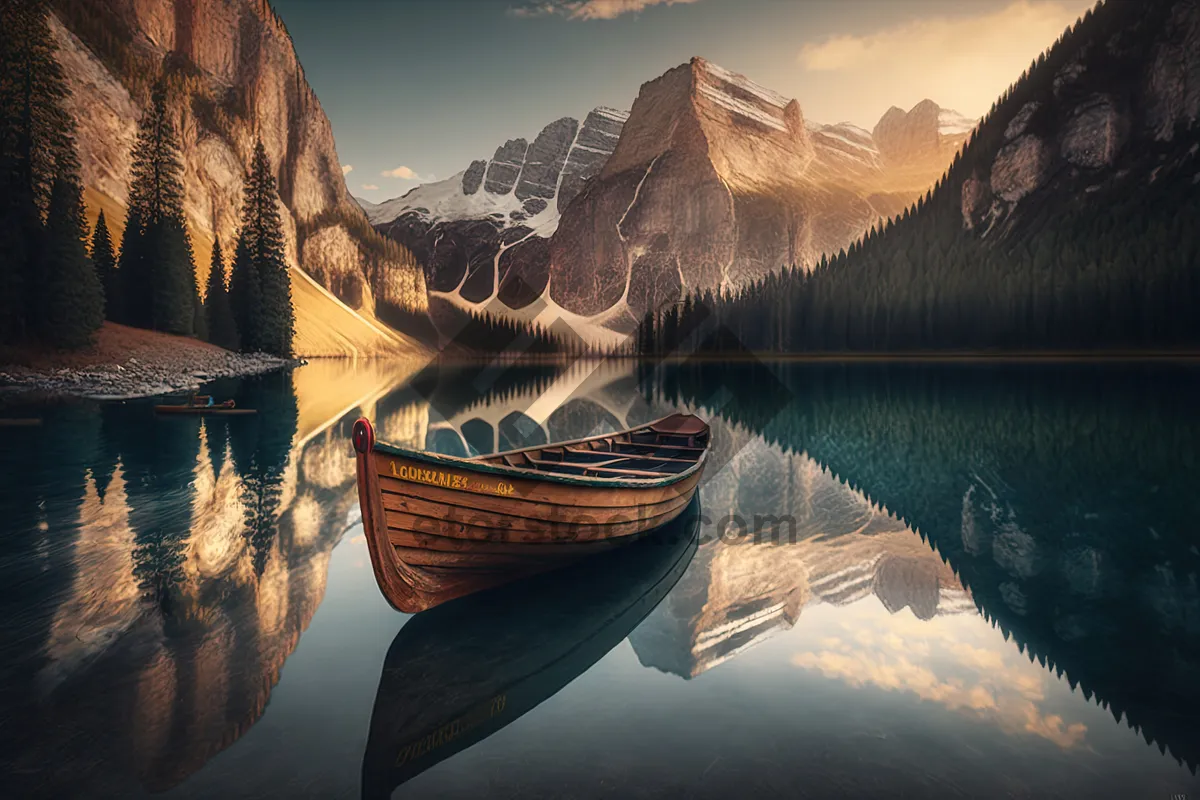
<box><xmin>361</xmin><ymin>501</ymin><xmax>699</xmax><ymax>798</ymax></box>
<box><xmin>407</xmin><ymin>360</ymin><xmax>660</xmax><ymax>456</ymax></box>
<box><xmin>629</xmin><ymin>422</ymin><xmax>974</xmax><ymax>678</ymax></box>
<box><xmin>662</xmin><ymin>362</ymin><xmax>1200</xmax><ymax>772</ymax></box>
<box><xmin>0</xmin><ymin>362</ymin><xmax>431</xmax><ymax>795</ymax></box>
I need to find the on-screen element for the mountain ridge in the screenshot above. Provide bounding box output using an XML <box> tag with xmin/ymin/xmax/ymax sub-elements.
<box><xmin>371</xmin><ymin>57</ymin><xmax>975</xmax><ymax>336</ymax></box>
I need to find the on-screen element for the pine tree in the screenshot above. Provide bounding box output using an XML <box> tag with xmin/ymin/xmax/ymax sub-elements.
<box><xmin>204</xmin><ymin>236</ymin><xmax>240</xmax><ymax>351</ymax></box>
<box><xmin>119</xmin><ymin>82</ymin><xmax>197</xmax><ymax>334</ymax></box>
<box><xmin>249</xmin><ymin>141</ymin><xmax>293</xmax><ymax>356</ymax></box>
<box><xmin>228</xmin><ymin>230</ymin><xmax>261</xmax><ymax>351</ymax></box>
<box><xmin>40</xmin><ymin>176</ymin><xmax>103</xmax><ymax>348</ymax></box>
<box><xmin>0</xmin><ymin>0</ymin><xmax>81</xmax><ymax>344</ymax></box>
<box><xmin>90</xmin><ymin>210</ymin><xmax>118</xmax><ymax>321</ymax></box>
<box><xmin>0</xmin><ymin>169</ymin><xmax>35</xmax><ymax>343</ymax></box>
<box><xmin>231</xmin><ymin>141</ymin><xmax>294</xmax><ymax>356</ymax></box>
<box><xmin>192</xmin><ymin>288</ymin><xmax>208</xmax><ymax>343</ymax></box>
<box><xmin>0</xmin><ymin>0</ymin><xmax>79</xmax><ymax>216</ymax></box>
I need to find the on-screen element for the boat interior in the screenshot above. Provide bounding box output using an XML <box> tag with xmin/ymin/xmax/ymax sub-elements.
<box><xmin>475</xmin><ymin>414</ymin><xmax>710</xmax><ymax>479</ymax></box>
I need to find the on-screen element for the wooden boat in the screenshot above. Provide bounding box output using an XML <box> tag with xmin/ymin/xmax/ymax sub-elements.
<box><xmin>153</xmin><ymin>399</ymin><xmax>256</xmax><ymax>415</ymax></box>
<box><xmin>361</xmin><ymin>502</ymin><xmax>699</xmax><ymax>797</ymax></box>
<box><xmin>352</xmin><ymin>412</ymin><xmax>710</xmax><ymax>612</ymax></box>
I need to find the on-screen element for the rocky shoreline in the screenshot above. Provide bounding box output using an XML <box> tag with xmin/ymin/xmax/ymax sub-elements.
<box><xmin>0</xmin><ymin>350</ymin><xmax>300</xmax><ymax>400</ymax></box>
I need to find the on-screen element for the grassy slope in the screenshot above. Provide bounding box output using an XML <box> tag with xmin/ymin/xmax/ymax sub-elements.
<box><xmin>290</xmin><ymin>266</ymin><xmax>423</xmax><ymax>358</ymax></box>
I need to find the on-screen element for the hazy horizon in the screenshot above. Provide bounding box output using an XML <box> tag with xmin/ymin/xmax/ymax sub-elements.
<box><xmin>273</xmin><ymin>0</ymin><xmax>1093</xmax><ymax>202</ymax></box>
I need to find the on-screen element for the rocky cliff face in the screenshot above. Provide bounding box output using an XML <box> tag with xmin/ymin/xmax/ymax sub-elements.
<box><xmin>371</xmin><ymin>59</ymin><xmax>972</xmax><ymax>337</ymax></box>
<box><xmin>959</xmin><ymin>0</ymin><xmax>1200</xmax><ymax>238</ymax></box>
<box><xmin>368</xmin><ymin>107</ymin><xmax>628</xmax><ymax>317</ymax></box>
<box><xmin>49</xmin><ymin>0</ymin><xmax>427</xmax><ymax>356</ymax></box>
<box><xmin>547</xmin><ymin>59</ymin><xmax>971</xmax><ymax>329</ymax></box>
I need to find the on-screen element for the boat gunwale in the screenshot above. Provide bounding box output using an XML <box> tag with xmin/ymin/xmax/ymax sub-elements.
<box><xmin>371</xmin><ymin>414</ymin><xmax>710</xmax><ymax>490</ymax></box>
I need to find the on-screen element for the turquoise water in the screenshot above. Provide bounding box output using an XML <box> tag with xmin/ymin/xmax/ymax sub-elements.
<box><xmin>1</xmin><ymin>359</ymin><xmax>1198</xmax><ymax>798</ymax></box>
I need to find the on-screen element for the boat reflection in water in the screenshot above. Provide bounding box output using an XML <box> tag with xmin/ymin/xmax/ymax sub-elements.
<box><xmin>360</xmin><ymin>498</ymin><xmax>701</xmax><ymax>798</ymax></box>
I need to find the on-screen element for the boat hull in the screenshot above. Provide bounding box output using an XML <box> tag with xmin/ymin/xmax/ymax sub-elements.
<box><xmin>353</xmin><ymin>416</ymin><xmax>708</xmax><ymax>612</ymax></box>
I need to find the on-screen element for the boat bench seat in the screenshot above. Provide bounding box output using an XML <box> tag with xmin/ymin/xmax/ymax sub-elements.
<box><xmin>525</xmin><ymin>456</ymin><xmax>693</xmax><ymax>477</ymax></box>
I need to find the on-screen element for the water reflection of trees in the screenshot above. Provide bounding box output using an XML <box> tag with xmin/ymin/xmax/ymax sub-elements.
<box><xmin>0</xmin><ymin>371</ymin><xmax>343</xmax><ymax>796</ymax></box>
<box><xmin>226</xmin><ymin>373</ymin><xmax>299</xmax><ymax>576</ymax></box>
<box><xmin>659</xmin><ymin>362</ymin><xmax>1200</xmax><ymax>773</ymax></box>
<box><xmin>0</xmin><ymin>401</ymin><xmax>101</xmax><ymax>692</ymax></box>
<box><xmin>104</xmin><ymin>402</ymin><xmax>201</xmax><ymax>614</ymax></box>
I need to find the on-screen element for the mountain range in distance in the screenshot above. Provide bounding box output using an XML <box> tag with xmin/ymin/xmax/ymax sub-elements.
<box><xmin>362</xmin><ymin>58</ymin><xmax>977</xmax><ymax>339</ymax></box>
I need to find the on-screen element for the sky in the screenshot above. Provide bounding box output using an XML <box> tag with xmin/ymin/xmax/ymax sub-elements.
<box><xmin>272</xmin><ymin>0</ymin><xmax>1093</xmax><ymax>203</ymax></box>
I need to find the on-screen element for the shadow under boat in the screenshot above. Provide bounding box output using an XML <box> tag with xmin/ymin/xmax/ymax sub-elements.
<box><xmin>360</xmin><ymin>498</ymin><xmax>702</xmax><ymax>798</ymax></box>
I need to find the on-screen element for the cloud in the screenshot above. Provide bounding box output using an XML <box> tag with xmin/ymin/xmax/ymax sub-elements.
<box><xmin>799</xmin><ymin>2</ymin><xmax>1080</xmax><ymax>72</ymax></box>
<box><xmin>381</xmin><ymin>165</ymin><xmax>433</xmax><ymax>182</ymax></box>
<box><xmin>794</xmin><ymin>0</ymin><xmax>1090</xmax><ymax>122</ymax></box>
<box><xmin>790</xmin><ymin>609</ymin><xmax>1090</xmax><ymax>750</ymax></box>
<box><xmin>341</xmin><ymin>164</ymin><xmax>353</xmax><ymax>176</ymax></box>
<box><xmin>360</xmin><ymin>183</ymin><xmax>379</xmax><ymax>191</ymax></box>
<box><xmin>509</xmin><ymin>0</ymin><xmax>700</xmax><ymax>21</ymax></box>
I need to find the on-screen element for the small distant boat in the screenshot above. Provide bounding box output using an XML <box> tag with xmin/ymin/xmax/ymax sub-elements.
<box><xmin>154</xmin><ymin>397</ymin><xmax>256</xmax><ymax>415</ymax></box>
<box><xmin>352</xmin><ymin>412</ymin><xmax>710</xmax><ymax>612</ymax></box>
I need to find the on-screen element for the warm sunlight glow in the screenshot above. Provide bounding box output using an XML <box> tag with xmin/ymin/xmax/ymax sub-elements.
<box><xmin>798</xmin><ymin>0</ymin><xmax>1092</xmax><ymax>124</ymax></box>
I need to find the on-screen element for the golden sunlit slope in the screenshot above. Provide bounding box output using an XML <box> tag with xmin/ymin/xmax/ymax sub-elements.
<box><xmin>83</xmin><ymin>190</ymin><xmax>427</xmax><ymax>359</ymax></box>
<box><xmin>290</xmin><ymin>268</ymin><xmax>426</xmax><ymax>358</ymax></box>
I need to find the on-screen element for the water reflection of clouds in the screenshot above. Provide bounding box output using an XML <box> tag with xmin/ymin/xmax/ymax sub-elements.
<box><xmin>791</xmin><ymin>601</ymin><xmax>1089</xmax><ymax>750</ymax></box>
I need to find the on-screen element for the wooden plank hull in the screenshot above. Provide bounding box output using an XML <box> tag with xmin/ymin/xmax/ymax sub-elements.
<box><xmin>360</xmin><ymin>504</ymin><xmax>700</xmax><ymax>797</ymax></box>
<box><xmin>352</xmin><ymin>413</ymin><xmax>709</xmax><ymax>612</ymax></box>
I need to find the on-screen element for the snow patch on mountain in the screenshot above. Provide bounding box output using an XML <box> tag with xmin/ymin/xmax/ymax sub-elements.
<box><xmin>703</xmin><ymin>60</ymin><xmax>790</xmax><ymax>108</ymax></box>
<box><xmin>698</xmin><ymin>81</ymin><xmax>789</xmax><ymax>132</ymax></box>
<box><xmin>939</xmin><ymin>108</ymin><xmax>979</xmax><ymax>136</ymax></box>
<box><xmin>364</xmin><ymin>172</ymin><xmax>559</xmax><ymax>236</ymax></box>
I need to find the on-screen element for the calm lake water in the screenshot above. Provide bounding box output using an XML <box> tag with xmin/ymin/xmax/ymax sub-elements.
<box><xmin>2</xmin><ymin>358</ymin><xmax>1199</xmax><ymax>798</ymax></box>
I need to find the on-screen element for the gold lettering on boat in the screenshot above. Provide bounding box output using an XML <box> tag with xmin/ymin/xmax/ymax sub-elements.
<box><xmin>466</xmin><ymin>479</ymin><xmax>516</xmax><ymax>496</ymax></box>
<box><xmin>389</xmin><ymin>461</ymin><xmax>469</xmax><ymax>490</ymax></box>
<box><xmin>394</xmin><ymin>693</ymin><xmax>508</xmax><ymax>767</ymax></box>
<box><xmin>389</xmin><ymin>461</ymin><xmax>517</xmax><ymax>496</ymax></box>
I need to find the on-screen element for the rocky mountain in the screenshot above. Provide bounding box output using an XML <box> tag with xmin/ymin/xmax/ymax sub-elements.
<box><xmin>49</xmin><ymin>0</ymin><xmax>427</xmax><ymax>357</ymax></box>
<box><xmin>367</xmin><ymin>107</ymin><xmax>629</xmax><ymax>324</ymax></box>
<box><xmin>872</xmin><ymin>99</ymin><xmax>977</xmax><ymax>190</ymax></box>
<box><xmin>959</xmin><ymin>0</ymin><xmax>1200</xmax><ymax>239</ymax></box>
<box><xmin>549</xmin><ymin>59</ymin><xmax>971</xmax><ymax>329</ymax></box>
<box><xmin>370</xmin><ymin>59</ymin><xmax>972</xmax><ymax>338</ymax></box>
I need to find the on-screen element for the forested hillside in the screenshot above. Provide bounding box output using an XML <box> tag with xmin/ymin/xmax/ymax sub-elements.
<box><xmin>637</xmin><ymin>0</ymin><xmax>1200</xmax><ymax>354</ymax></box>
